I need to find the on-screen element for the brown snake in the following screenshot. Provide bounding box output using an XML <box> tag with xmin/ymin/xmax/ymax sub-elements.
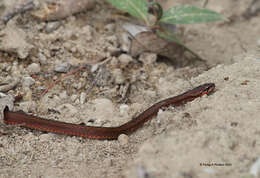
<box><xmin>3</xmin><ymin>83</ymin><xmax>215</xmax><ymax>140</ymax></box>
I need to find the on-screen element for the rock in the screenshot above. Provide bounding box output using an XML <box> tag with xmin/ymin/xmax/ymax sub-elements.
<box><xmin>138</xmin><ymin>53</ymin><xmax>157</xmax><ymax>65</ymax></box>
<box><xmin>118</xmin><ymin>54</ymin><xmax>133</xmax><ymax>68</ymax></box>
<box><xmin>104</xmin><ymin>23</ymin><xmax>116</xmax><ymax>33</ymax></box>
<box><xmin>250</xmin><ymin>157</ymin><xmax>260</xmax><ymax>177</ymax></box>
<box><xmin>107</xmin><ymin>46</ymin><xmax>121</xmax><ymax>56</ymax></box>
<box><xmin>80</xmin><ymin>92</ymin><xmax>86</xmax><ymax>104</ymax></box>
<box><xmin>45</xmin><ymin>21</ymin><xmax>61</xmax><ymax>33</ymax></box>
<box><xmin>119</xmin><ymin>104</ymin><xmax>129</xmax><ymax>115</ymax></box>
<box><xmin>54</xmin><ymin>62</ymin><xmax>71</xmax><ymax>73</ymax></box>
<box><xmin>59</xmin><ymin>91</ymin><xmax>68</xmax><ymax>100</ymax></box>
<box><xmin>27</xmin><ymin>63</ymin><xmax>41</xmax><ymax>74</ymax></box>
<box><xmin>39</xmin><ymin>133</ymin><xmax>53</xmax><ymax>141</ymax></box>
<box><xmin>22</xmin><ymin>76</ymin><xmax>35</xmax><ymax>87</ymax></box>
<box><xmin>31</xmin><ymin>0</ymin><xmax>95</xmax><ymax>21</ymax></box>
<box><xmin>82</xmin><ymin>25</ymin><xmax>93</xmax><ymax>41</ymax></box>
<box><xmin>118</xmin><ymin>134</ymin><xmax>129</xmax><ymax>145</ymax></box>
<box><xmin>0</xmin><ymin>23</ymin><xmax>33</xmax><ymax>59</ymax></box>
<box><xmin>71</xmin><ymin>94</ymin><xmax>78</xmax><ymax>102</ymax></box>
<box><xmin>91</xmin><ymin>98</ymin><xmax>115</xmax><ymax>122</ymax></box>
<box><xmin>57</xmin><ymin>103</ymin><xmax>78</xmax><ymax>117</ymax></box>
<box><xmin>112</xmin><ymin>68</ymin><xmax>125</xmax><ymax>84</ymax></box>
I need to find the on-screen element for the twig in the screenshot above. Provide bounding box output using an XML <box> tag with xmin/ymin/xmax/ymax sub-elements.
<box><xmin>41</xmin><ymin>65</ymin><xmax>87</xmax><ymax>97</ymax></box>
<box><xmin>41</xmin><ymin>58</ymin><xmax>112</xmax><ymax>97</ymax></box>
<box><xmin>85</xmin><ymin>68</ymin><xmax>102</xmax><ymax>96</ymax></box>
<box><xmin>2</xmin><ymin>0</ymin><xmax>35</xmax><ymax>24</ymax></box>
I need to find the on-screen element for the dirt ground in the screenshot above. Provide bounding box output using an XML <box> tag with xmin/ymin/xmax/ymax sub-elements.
<box><xmin>0</xmin><ymin>0</ymin><xmax>259</xmax><ymax>178</ymax></box>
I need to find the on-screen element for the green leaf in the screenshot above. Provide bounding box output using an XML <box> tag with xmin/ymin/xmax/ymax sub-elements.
<box><xmin>160</xmin><ymin>5</ymin><xmax>224</xmax><ymax>24</ymax></box>
<box><xmin>106</xmin><ymin>0</ymin><xmax>148</xmax><ymax>21</ymax></box>
<box><xmin>156</xmin><ymin>29</ymin><xmax>205</xmax><ymax>62</ymax></box>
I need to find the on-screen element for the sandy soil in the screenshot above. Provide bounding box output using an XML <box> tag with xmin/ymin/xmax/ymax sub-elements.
<box><xmin>0</xmin><ymin>0</ymin><xmax>259</xmax><ymax>178</ymax></box>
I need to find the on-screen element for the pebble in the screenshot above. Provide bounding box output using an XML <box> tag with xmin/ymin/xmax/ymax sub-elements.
<box><xmin>22</xmin><ymin>76</ymin><xmax>35</xmax><ymax>87</ymax></box>
<box><xmin>92</xmin><ymin>98</ymin><xmax>115</xmax><ymax>121</ymax></box>
<box><xmin>54</xmin><ymin>62</ymin><xmax>72</xmax><ymax>73</ymax></box>
<box><xmin>119</xmin><ymin>104</ymin><xmax>129</xmax><ymax>115</ymax></box>
<box><xmin>107</xmin><ymin>46</ymin><xmax>121</xmax><ymax>56</ymax></box>
<box><xmin>57</xmin><ymin>103</ymin><xmax>78</xmax><ymax>116</ymax></box>
<box><xmin>118</xmin><ymin>134</ymin><xmax>129</xmax><ymax>145</ymax></box>
<box><xmin>80</xmin><ymin>92</ymin><xmax>86</xmax><ymax>104</ymax></box>
<box><xmin>119</xmin><ymin>32</ymin><xmax>131</xmax><ymax>53</ymax></box>
<box><xmin>91</xmin><ymin>64</ymin><xmax>99</xmax><ymax>73</ymax></box>
<box><xmin>112</xmin><ymin>68</ymin><xmax>125</xmax><ymax>84</ymax></box>
<box><xmin>27</xmin><ymin>63</ymin><xmax>41</xmax><ymax>74</ymax></box>
<box><xmin>59</xmin><ymin>91</ymin><xmax>68</xmax><ymax>100</ymax></box>
<box><xmin>71</xmin><ymin>94</ymin><xmax>78</xmax><ymax>102</ymax></box>
<box><xmin>39</xmin><ymin>134</ymin><xmax>53</xmax><ymax>141</ymax></box>
<box><xmin>139</xmin><ymin>53</ymin><xmax>157</xmax><ymax>65</ymax></box>
<box><xmin>118</xmin><ymin>54</ymin><xmax>133</xmax><ymax>68</ymax></box>
<box><xmin>19</xmin><ymin>101</ymin><xmax>33</xmax><ymax>113</ymax></box>
<box><xmin>104</xmin><ymin>23</ymin><xmax>116</xmax><ymax>33</ymax></box>
<box><xmin>0</xmin><ymin>24</ymin><xmax>33</xmax><ymax>59</ymax></box>
<box><xmin>82</xmin><ymin>25</ymin><xmax>93</xmax><ymax>41</ymax></box>
<box><xmin>45</xmin><ymin>21</ymin><xmax>61</xmax><ymax>33</ymax></box>
<box><xmin>250</xmin><ymin>157</ymin><xmax>260</xmax><ymax>177</ymax></box>
<box><xmin>106</xmin><ymin>35</ymin><xmax>118</xmax><ymax>46</ymax></box>
<box><xmin>110</xmin><ymin>57</ymin><xmax>119</xmax><ymax>68</ymax></box>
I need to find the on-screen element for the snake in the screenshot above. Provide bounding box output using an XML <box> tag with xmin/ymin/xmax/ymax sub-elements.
<box><xmin>3</xmin><ymin>83</ymin><xmax>215</xmax><ymax>140</ymax></box>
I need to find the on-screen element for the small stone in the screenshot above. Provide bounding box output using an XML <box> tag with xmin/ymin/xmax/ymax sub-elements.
<box><xmin>38</xmin><ymin>52</ymin><xmax>47</xmax><ymax>65</ymax></box>
<box><xmin>250</xmin><ymin>157</ymin><xmax>260</xmax><ymax>177</ymax></box>
<box><xmin>82</xmin><ymin>25</ymin><xmax>93</xmax><ymax>41</ymax></box>
<box><xmin>19</xmin><ymin>101</ymin><xmax>33</xmax><ymax>113</ymax></box>
<box><xmin>118</xmin><ymin>134</ymin><xmax>129</xmax><ymax>145</ymax></box>
<box><xmin>80</xmin><ymin>92</ymin><xmax>86</xmax><ymax>104</ymax></box>
<box><xmin>59</xmin><ymin>91</ymin><xmax>68</xmax><ymax>100</ymax></box>
<box><xmin>39</xmin><ymin>134</ymin><xmax>53</xmax><ymax>141</ymax></box>
<box><xmin>27</xmin><ymin>63</ymin><xmax>41</xmax><ymax>74</ymax></box>
<box><xmin>91</xmin><ymin>98</ymin><xmax>115</xmax><ymax>122</ymax></box>
<box><xmin>54</xmin><ymin>62</ymin><xmax>71</xmax><ymax>73</ymax></box>
<box><xmin>119</xmin><ymin>104</ymin><xmax>129</xmax><ymax>115</ymax></box>
<box><xmin>71</xmin><ymin>94</ymin><xmax>78</xmax><ymax>102</ymax></box>
<box><xmin>91</xmin><ymin>64</ymin><xmax>99</xmax><ymax>73</ymax></box>
<box><xmin>139</xmin><ymin>53</ymin><xmax>157</xmax><ymax>65</ymax></box>
<box><xmin>110</xmin><ymin>57</ymin><xmax>119</xmax><ymax>68</ymax></box>
<box><xmin>0</xmin><ymin>24</ymin><xmax>33</xmax><ymax>59</ymax></box>
<box><xmin>107</xmin><ymin>46</ymin><xmax>121</xmax><ymax>56</ymax></box>
<box><xmin>118</xmin><ymin>32</ymin><xmax>131</xmax><ymax>53</ymax></box>
<box><xmin>106</xmin><ymin>35</ymin><xmax>118</xmax><ymax>46</ymax></box>
<box><xmin>104</xmin><ymin>23</ymin><xmax>116</xmax><ymax>33</ymax></box>
<box><xmin>22</xmin><ymin>76</ymin><xmax>35</xmax><ymax>87</ymax></box>
<box><xmin>112</xmin><ymin>68</ymin><xmax>125</xmax><ymax>84</ymax></box>
<box><xmin>57</xmin><ymin>103</ymin><xmax>78</xmax><ymax>116</ymax></box>
<box><xmin>118</xmin><ymin>54</ymin><xmax>133</xmax><ymax>68</ymax></box>
<box><xmin>23</xmin><ymin>88</ymin><xmax>32</xmax><ymax>101</ymax></box>
<box><xmin>45</xmin><ymin>21</ymin><xmax>61</xmax><ymax>33</ymax></box>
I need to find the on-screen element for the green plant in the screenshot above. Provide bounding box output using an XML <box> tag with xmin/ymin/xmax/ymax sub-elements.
<box><xmin>106</xmin><ymin>0</ymin><xmax>224</xmax><ymax>61</ymax></box>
